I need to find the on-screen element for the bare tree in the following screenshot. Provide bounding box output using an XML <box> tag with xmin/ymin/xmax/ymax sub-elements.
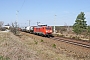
<box><xmin>10</xmin><ymin>21</ymin><xmax>19</xmax><ymax>35</ymax></box>
<box><xmin>0</xmin><ymin>21</ymin><xmax>4</xmax><ymax>30</ymax></box>
<box><xmin>0</xmin><ymin>21</ymin><xmax>4</xmax><ymax>27</ymax></box>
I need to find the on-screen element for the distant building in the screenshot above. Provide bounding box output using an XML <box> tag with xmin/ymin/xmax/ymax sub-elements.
<box><xmin>3</xmin><ymin>25</ymin><xmax>10</xmax><ymax>29</ymax></box>
<box><xmin>38</xmin><ymin>24</ymin><xmax>47</xmax><ymax>26</ymax></box>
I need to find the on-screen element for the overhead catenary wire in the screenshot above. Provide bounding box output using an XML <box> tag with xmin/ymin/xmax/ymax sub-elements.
<box><xmin>19</xmin><ymin>0</ymin><xmax>25</xmax><ymax>12</ymax></box>
<box><xmin>16</xmin><ymin>0</ymin><xmax>25</xmax><ymax>26</ymax></box>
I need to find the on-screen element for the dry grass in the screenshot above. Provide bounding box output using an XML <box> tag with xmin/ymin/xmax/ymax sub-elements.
<box><xmin>0</xmin><ymin>31</ymin><xmax>89</xmax><ymax>60</ymax></box>
<box><xmin>20</xmin><ymin>34</ymin><xmax>76</xmax><ymax>60</ymax></box>
<box><xmin>0</xmin><ymin>32</ymin><xmax>40</xmax><ymax>60</ymax></box>
<box><xmin>54</xmin><ymin>32</ymin><xmax>90</xmax><ymax>41</ymax></box>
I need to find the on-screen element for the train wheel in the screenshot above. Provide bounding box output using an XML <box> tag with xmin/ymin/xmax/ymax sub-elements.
<box><xmin>47</xmin><ymin>35</ymin><xmax>50</xmax><ymax>38</ymax></box>
<box><xmin>42</xmin><ymin>34</ymin><xmax>44</xmax><ymax>37</ymax></box>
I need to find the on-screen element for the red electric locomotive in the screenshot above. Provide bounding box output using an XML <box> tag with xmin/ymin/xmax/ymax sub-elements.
<box><xmin>33</xmin><ymin>25</ymin><xmax>52</xmax><ymax>37</ymax></box>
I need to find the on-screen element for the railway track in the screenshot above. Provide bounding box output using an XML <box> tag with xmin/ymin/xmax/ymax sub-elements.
<box><xmin>20</xmin><ymin>32</ymin><xmax>90</xmax><ymax>48</ymax></box>
<box><xmin>50</xmin><ymin>37</ymin><xmax>90</xmax><ymax>48</ymax></box>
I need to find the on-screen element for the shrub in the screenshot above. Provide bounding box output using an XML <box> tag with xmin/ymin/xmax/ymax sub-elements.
<box><xmin>0</xmin><ymin>27</ymin><xmax>6</xmax><ymax>31</ymax></box>
<box><xmin>72</xmin><ymin>36</ymin><xmax>76</xmax><ymax>39</ymax></box>
<box><xmin>34</xmin><ymin>40</ymin><xmax>38</xmax><ymax>45</ymax></box>
<box><xmin>75</xmin><ymin>36</ymin><xmax>80</xmax><ymax>40</ymax></box>
<box><xmin>0</xmin><ymin>56</ymin><xmax>10</xmax><ymax>60</ymax></box>
<box><xmin>10</xmin><ymin>22</ymin><xmax>20</xmax><ymax>35</ymax></box>
<box><xmin>59</xmin><ymin>35</ymin><xmax>64</xmax><ymax>37</ymax></box>
<box><xmin>41</xmin><ymin>39</ymin><xmax>44</xmax><ymax>42</ymax></box>
<box><xmin>52</xmin><ymin>44</ymin><xmax>56</xmax><ymax>48</ymax></box>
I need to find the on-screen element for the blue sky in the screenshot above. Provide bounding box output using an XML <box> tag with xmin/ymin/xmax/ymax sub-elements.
<box><xmin>0</xmin><ymin>0</ymin><xmax>90</xmax><ymax>27</ymax></box>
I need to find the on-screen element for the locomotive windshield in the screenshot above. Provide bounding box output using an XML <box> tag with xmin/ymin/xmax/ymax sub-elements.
<box><xmin>46</xmin><ymin>27</ymin><xmax>51</xmax><ymax>30</ymax></box>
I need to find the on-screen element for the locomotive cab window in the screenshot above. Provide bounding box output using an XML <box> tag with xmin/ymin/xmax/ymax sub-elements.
<box><xmin>46</xmin><ymin>27</ymin><xmax>51</xmax><ymax>30</ymax></box>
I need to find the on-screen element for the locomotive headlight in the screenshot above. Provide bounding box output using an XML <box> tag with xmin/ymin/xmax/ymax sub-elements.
<box><xmin>46</xmin><ymin>31</ymin><xmax>48</xmax><ymax>32</ymax></box>
<box><xmin>50</xmin><ymin>30</ymin><xmax>52</xmax><ymax>32</ymax></box>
